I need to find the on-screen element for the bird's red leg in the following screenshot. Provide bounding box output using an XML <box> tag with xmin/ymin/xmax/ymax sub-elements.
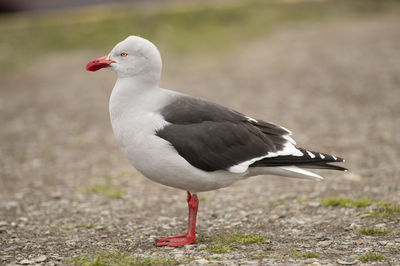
<box><xmin>156</xmin><ymin>191</ymin><xmax>198</xmax><ymax>247</ymax></box>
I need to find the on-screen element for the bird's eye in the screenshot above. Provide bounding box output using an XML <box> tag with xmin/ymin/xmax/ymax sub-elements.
<box><xmin>120</xmin><ymin>52</ymin><xmax>128</xmax><ymax>57</ymax></box>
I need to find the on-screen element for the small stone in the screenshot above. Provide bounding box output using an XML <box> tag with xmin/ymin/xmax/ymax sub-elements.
<box><xmin>0</xmin><ymin>221</ymin><xmax>7</xmax><ymax>227</ymax></box>
<box><xmin>198</xmin><ymin>244</ymin><xmax>206</xmax><ymax>249</ymax></box>
<box><xmin>50</xmin><ymin>192</ymin><xmax>62</xmax><ymax>199</ymax></box>
<box><xmin>308</xmin><ymin>201</ymin><xmax>321</xmax><ymax>207</ymax></box>
<box><xmin>269</xmin><ymin>214</ymin><xmax>279</xmax><ymax>220</ymax></box>
<box><xmin>18</xmin><ymin>217</ymin><xmax>28</xmax><ymax>223</ymax></box>
<box><xmin>241</xmin><ymin>260</ymin><xmax>259</xmax><ymax>265</ymax></box>
<box><xmin>34</xmin><ymin>255</ymin><xmax>47</xmax><ymax>263</ymax></box>
<box><xmin>190</xmin><ymin>259</ymin><xmax>209</xmax><ymax>265</ymax></box>
<box><xmin>315</xmin><ymin>233</ymin><xmax>327</xmax><ymax>240</ymax></box>
<box><xmin>374</xmin><ymin>223</ymin><xmax>386</xmax><ymax>229</ymax></box>
<box><xmin>319</xmin><ymin>259</ymin><xmax>330</xmax><ymax>265</ymax></box>
<box><xmin>161</xmin><ymin>224</ymin><xmax>171</xmax><ymax>230</ymax></box>
<box><xmin>291</xmin><ymin>229</ymin><xmax>301</xmax><ymax>235</ymax></box>
<box><xmin>174</xmin><ymin>254</ymin><xmax>186</xmax><ymax>260</ymax></box>
<box><xmin>65</xmin><ymin>240</ymin><xmax>76</xmax><ymax>246</ymax></box>
<box><xmin>95</xmin><ymin>225</ymin><xmax>105</xmax><ymax>230</ymax></box>
<box><xmin>317</xmin><ymin>240</ymin><xmax>332</xmax><ymax>247</ymax></box>
<box><xmin>19</xmin><ymin>259</ymin><xmax>34</xmax><ymax>265</ymax></box>
<box><xmin>231</xmin><ymin>221</ymin><xmax>242</xmax><ymax>226</ymax></box>
<box><xmin>378</xmin><ymin>241</ymin><xmax>388</xmax><ymax>246</ymax></box>
<box><xmin>336</xmin><ymin>259</ymin><xmax>358</xmax><ymax>265</ymax></box>
<box><xmin>184</xmin><ymin>244</ymin><xmax>195</xmax><ymax>250</ymax></box>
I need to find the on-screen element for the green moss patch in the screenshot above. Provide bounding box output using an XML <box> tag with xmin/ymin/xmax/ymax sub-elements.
<box><xmin>321</xmin><ymin>197</ymin><xmax>373</xmax><ymax>208</ymax></box>
<box><xmin>358</xmin><ymin>252</ymin><xmax>387</xmax><ymax>262</ymax></box>
<box><xmin>66</xmin><ymin>252</ymin><xmax>195</xmax><ymax>266</ymax></box>
<box><xmin>292</xmin><ymin>251</ymin><xmax>321</xmax><ymax>259</ymax></box>
<box><xmin>357</xmin><ymin>227</ymin><xmax>391</xmax><ymax>236</ymax></box>
<box><xmin>370</xmin><ymin>202</ymin><xmax>400</xmax><ymax>218</ymax></box>
<box><xmin>198</xmin><ymin>232</ymin><xmax>266</xmax><ymax>253</ymax></box>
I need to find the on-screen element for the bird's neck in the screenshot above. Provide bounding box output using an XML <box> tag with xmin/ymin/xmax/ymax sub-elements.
<box><xmin>109</xmin><ymin>76</ymin><xmax>160</xmax><ymax>119</ymax></box>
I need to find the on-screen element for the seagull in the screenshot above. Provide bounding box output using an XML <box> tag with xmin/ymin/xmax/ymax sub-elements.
<box><xmin>86</xmin><ymin>36</ymin><xmax>346</xmax><ymax>247</ymax></box>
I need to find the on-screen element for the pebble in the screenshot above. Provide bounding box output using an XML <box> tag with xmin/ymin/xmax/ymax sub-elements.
<box><xmin>0</xmin><ymin>221</ymin><xmax>7</xmax><ymax>227</ymax></box>
<box><xmin>184</xmin><ymin>245</ymin><xmax>195</xmax><ymax>250</ymax></box>
<box><xmin>291</xmin><ymin>229</ymin><xmax>301</xmax><ymax>235</ymax></box>
<box><xmin>198</xmin><ymin>244</ymin><xmax>207</xmax><ymax>249</ymax></box>
<box><xmin>190</xmin><ymin>259</ymin><xmax>209</xmax><ymax>265</ymax></box>
<box><xmin>241</xmin><ymin>260</ymin><xmax>259</xmax><ymax>265</ymax></box>
<box><xmin>19</xmin><ymin>259</ymin><xmax>34</xmax><ymax>265</ymax></box>
<box><xmin>18</xmin><ymin>217</ymin><xmax>28</xmax><ymax>222</ymax></box>
<box><xmin>308</xmin><ymin>202</ymin><xmax>321</xmax><ymax>207</ymax></box>
<box><xmin>161</xmin><ymin>224</ymin><xmax>171</xmax><ymax>230</ymax></box>
<box><xmin>65</xmin><ymin>240</ymin><xmax>76</xmax><ymax>246</ymax></box>
<box><xmin>359</xmin><ymin>213</ymin><xmax>372</xmax><ymax>218</ymax></box>
<box><xmin>337</xmin><ymin>259</ymin><xmax>358</xmax><ymax>265</ymax></box>
<box><xmin>374</xmin><ymin>223</ymin><xmax>386</xmax><ymax>229</ymax></box>
<box><xmin>317</xmin><ymin>240</ymin><xmax>332</xmax><ymax>247</ymax></box>
<box><xmin>34</xmin><ymin>255</ymin><xmax>47</xmax><ymax>263</ymax></box>
<box><xmin>378</xmin><ymin>241</ymin><xmax>388</xmax><ymax>246</ymax></box>
<box><xmin>315</xmin><ymin>233</ymin><xmax>326</xmax><ymax>240</ymax></box>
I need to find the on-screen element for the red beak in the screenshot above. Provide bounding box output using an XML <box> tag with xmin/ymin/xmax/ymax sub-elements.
<box><xmin>86</xmin><ymin>56</ymin><xmax>116</xmax><ymax>71</ymax></box>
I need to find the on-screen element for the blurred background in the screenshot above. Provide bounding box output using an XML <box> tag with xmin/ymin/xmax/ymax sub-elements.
<box><xmin>1</xmin><ymin>0</ymin><xmax>400</xmax><ymax>264</ymax></box>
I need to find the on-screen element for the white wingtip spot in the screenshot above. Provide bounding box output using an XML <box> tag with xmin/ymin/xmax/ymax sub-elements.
<box><xmin>292</xmin><ymin>148</ymin><xmax>304</xmax><ymax>157</ymax></box>
<box><xmin>307</xmin><ymin>151</ymin><xmax>316</xmax><ymax>158</ymax></box>
<box><xmin>332</xmin><ymin>155</ymin><xmax>337</xmax><ymax>160</ymax></box>
<box><xmin>319</xmin><ymin>153</ymin><xmax>325</xmax><ymax>159</ymax></box>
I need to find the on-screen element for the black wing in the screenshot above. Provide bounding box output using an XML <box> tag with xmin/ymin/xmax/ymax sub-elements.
<box><xmin>156</xmin><ymin>96</ymin><xmax>296</xmax><ymax>172</ymax></box>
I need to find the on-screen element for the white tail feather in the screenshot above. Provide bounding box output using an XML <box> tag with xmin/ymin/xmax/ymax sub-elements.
<box><xmin>247</xmin><ymin>165</ymin><xmax>324</xmax><ymax>181</ymax></box>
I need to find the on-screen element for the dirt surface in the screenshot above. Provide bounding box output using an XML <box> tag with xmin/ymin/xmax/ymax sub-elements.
<box><xmin>1</xmin><ymin>16</ymin><xmax>400</xmax><ymax>265</ymax></box>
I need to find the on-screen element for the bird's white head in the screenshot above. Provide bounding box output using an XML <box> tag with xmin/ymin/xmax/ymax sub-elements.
<box><xmin>86</xmin><ymin>36</ymin><xmax>162</xmax><ymax>83</ymax></box>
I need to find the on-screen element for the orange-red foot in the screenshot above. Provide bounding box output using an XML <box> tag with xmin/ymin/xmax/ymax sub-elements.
<box><xmin>157</xmin><ymin>233</ymin><xmax>187</xmax><ymax>242</ymax></box>
<box><xmin>156</xmin><ymin>192</ymin><xmax>199</xmax><ymax>247</ymax></box>
<box><xmin>156</xmin><ymin>235</ymin><xmax>195</xmax><ymax>247</ymax></box>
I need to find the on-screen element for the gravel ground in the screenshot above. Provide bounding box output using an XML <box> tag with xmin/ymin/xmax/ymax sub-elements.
<box><xmin>1</xmin><ymin>16</ymin><xmax>400</xmax><ymax>265</ymax></box>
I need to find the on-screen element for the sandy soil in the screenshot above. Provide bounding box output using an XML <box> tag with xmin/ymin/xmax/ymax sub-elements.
<box><xmin>1</xmin><ymin>16</ymin><xmax>400</xmax><ymax>265</ymax></box>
